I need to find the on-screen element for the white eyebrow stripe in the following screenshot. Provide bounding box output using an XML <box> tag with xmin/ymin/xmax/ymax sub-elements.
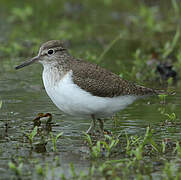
<box><xmin>38</xmin><ymin>46</ymin><xmax>66</xmax><ymax>57</ymax></box>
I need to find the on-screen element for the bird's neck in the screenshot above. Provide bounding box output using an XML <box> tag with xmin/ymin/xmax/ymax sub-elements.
<box><xmin>42</xmin><ymin>60</ymin><xmax>70</xmax><ymax>87</ymax></box>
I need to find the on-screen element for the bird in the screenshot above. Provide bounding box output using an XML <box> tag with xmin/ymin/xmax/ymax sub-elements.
<box><xmin>15</xmin><ymin>40</ymin><xmax>163</xmax><ymax>134</ymax></box>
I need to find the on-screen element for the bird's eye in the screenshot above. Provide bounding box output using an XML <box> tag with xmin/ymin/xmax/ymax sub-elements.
<box><xmin>47</xmin><ymin>49</ymin><xmax>54</xmax><ymax>55</ymax></box>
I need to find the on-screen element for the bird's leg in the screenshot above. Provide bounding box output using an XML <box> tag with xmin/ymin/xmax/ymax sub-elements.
<box><xmin>98</xmin><ymin>118</ymin><xmax>104</xmax><ymax>133</ymax></box>
<box><xmin>86</xmin><ymin>115</ymin><xmax>96</xmax><ymax>134</ymax></box>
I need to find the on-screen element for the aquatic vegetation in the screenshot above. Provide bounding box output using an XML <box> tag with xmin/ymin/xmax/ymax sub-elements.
<box><xmin>165</xmin><ymin>112</ymin><xmax>176</xmax><ymax>123</ymax></box>
<box><xmin>35</xmin><ymin>164</ymin><xmax>44</xmax><ymax>176</ymax></box>
<box><xmin>0</xmin><ymin>0</ymin><xmax>181</xmax><ymax>179</ymax></box>
<box><xmin>6</xmin><ymin>125</ymin><xmax>181</xmax><ymax>179</ymax></box>
<box><xmin>26</xmin><ymin>126</ymin><xmax>38</xmax><ymax>146</ymax></box>
<box><xmin>125</xmin><ymin>127</ymin><xmax>160</xmax><ymax>159</ymax></box>
<box><xmin>0</xmin><ymin>100</ymin><xmax>2</xmax><ymax>109</ymax></box>
<box><xmin>175</xmin><ymin>142</ymin><xmax>181</xmax><ymax>158</ymax></box>
<box><xmin>8</xmin><ymin>161</ymin><xmax>23</xmax><ymax>177</ymax></box>
<box><xmin>83</xmin><ymin>132</ymin><xmax>119</xmax><ymax>158</ymax></box>
<box><xmin>50</xmin><ymin>132</ymin><xmax>63</xmax><ymax>152</ymax></box>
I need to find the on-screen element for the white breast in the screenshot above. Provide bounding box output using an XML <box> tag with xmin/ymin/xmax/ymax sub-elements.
<box><xmin>42</xmin><ymin>70</ymin><xmax>138</xmax><ymax>118</ymax></box>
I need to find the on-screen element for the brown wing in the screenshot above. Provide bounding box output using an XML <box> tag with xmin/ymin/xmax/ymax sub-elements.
<box><xmin>70</xmin><ymin>59</ymin><xmax>158</xmax><ymax>97</ymax></box>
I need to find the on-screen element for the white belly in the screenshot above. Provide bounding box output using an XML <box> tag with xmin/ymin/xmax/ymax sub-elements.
<box><xmin>43</xmin><ymin>70</ymin><xmax>138</xmax><ymax>118</ymax></box>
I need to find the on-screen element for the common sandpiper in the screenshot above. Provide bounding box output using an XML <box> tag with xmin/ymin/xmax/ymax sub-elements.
<box><xmin>15</xmin><ymin>40</ymin><xmax>163</xmax><ymax>133</ymax></box>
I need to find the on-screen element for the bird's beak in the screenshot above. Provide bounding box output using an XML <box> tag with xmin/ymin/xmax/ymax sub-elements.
<box><xmin>15</xmin><ymin>55</ymin><xmax>40</xmax><ymax>70</ymax></box>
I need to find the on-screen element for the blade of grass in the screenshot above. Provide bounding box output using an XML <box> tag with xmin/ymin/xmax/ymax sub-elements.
<box><xmin>97</xmin><ymin>32</ymin><xmax>125</xmax><ymax>63</ymax></box>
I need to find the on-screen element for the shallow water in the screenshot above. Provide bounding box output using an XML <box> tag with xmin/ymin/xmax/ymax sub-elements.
<box><xmin>0</xmin><ymin>0</ymin><xmax>181</xmax><ymax>179</ymax></box>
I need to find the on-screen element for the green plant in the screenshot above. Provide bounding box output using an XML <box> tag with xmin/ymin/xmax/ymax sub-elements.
<box><xmin>50</xmin><ymin>132</ymin><xmax>63</xmax><ymax>151</ymax></box>
<box><xmin>161</xmin><ymin>140</ymin><xmax>166</xmax><ymax>153</ymax></box>
<box><xmin>9</xmin><ymin>6</ymin><xmax>33</xmax><ymax>22</ymax></box>
<box><xmin>36</xmin><ymin>164</ymin><xmax>44</xmax><ymax>176</ymax></box>
<box><xmin>162</xmin><ymin>28</ymin><xmax>180</xmax><ymax>59</ymax></box>
<box><xmin>0</xmin><ymin>100</ymin><xmax>2</xmax><ymax>109</ymax></box>
<box><xmin>172</xmin><ymin>0</ymin><xmax>180</xmax><ymax>17</ymax></box>
<box><xmin>158</xmin><ymin>94</ymin><xmax>168</xmax><ymax>103</ymax></box>
<box><xmin>8</xmin><ymin>161</ymin><xmax>23</xmax><ymax>176</ymax></box>
<box><xmin>165</xmin><ymin>112</ymin><xmax>176</xmax><ymax>122</ymax></box>
<box><xmin>174</xmin><ymin>142</ymin><xmax>181</xmax><ymax>158</ymax></box>
<box><xmin>98</xmin><ymin>32</ymin><xmax>126</xmax><ymax>63</ymax></box>
<box><xmin>26</xmin><ymin>126</ymin><xmax>38</xmax><ymax>145</ymax></box>
<box><xmin>162</xmin><ymin>161</ymin><xmax>181</xmax><ymax>179</ymax></box>
<box><xmin>92</xmin><ymin>141</ymin><xmax>102</xmax><ymax>158</ymax></box>
<box><xmin>83</xmin><ymin>133</ymin><xmax>119</xmax><ymax>158</ymax></box>
<box><xmin>125</xmin><ymin>133</ymin><xmax>141</xmax><ymax>154</ymax></box>
<box><xmin>83</xmin><ymin>132</ymin><xmax>93</xmax><ymax>147</ymax></box>
<box><xmin>83</xmin><ymin>132</ymin><xmax>104</xmax><ymax>158</ymax></box>
<box><xmin>126</xmin><ymin>127</ymin><xmax>160</xmax><ymax>160</ymax></box>
<box><xmin>101</xmin><ymin>135</ymin><xmax>119</xmax><ymax>157</ymax></box>
<box><xmin>70</xmin><ymin>163</ymin><xmax>76</xmax><ymax>178</ymax></box>
<box><xmin>158</xmin><ymin>94</ymin><xmax>168</xmax><ymax>115</ymax></box>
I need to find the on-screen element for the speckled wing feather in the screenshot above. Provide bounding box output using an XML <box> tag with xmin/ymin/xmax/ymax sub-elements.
<box><xmin>70</xmin><ymin>59</ymin><xmax>159</xmax><ymax>98</ymax></box>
